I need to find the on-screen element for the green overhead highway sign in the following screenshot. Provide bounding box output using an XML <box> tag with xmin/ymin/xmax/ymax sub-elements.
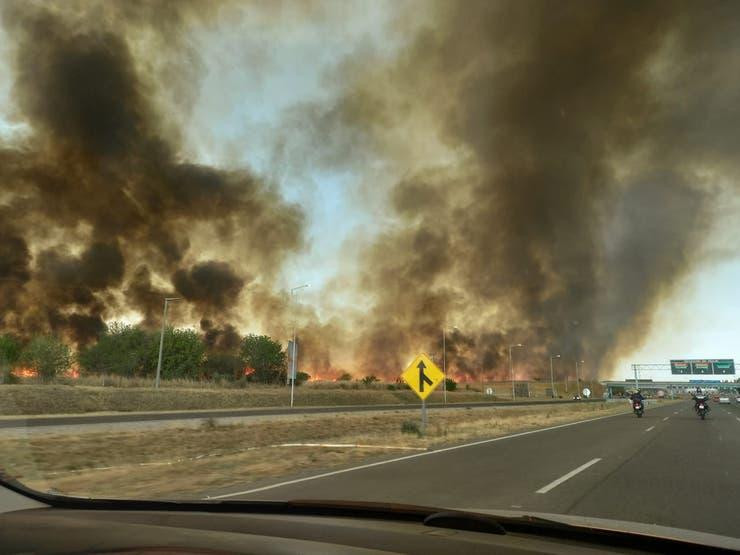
<box><xmin>670</xmin><ymin>359</ymin><xmax>735</xmax><ymax>375</ymax></box>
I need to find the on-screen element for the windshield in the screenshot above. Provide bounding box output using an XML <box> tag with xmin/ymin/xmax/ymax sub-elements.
<box><xmin>1</xmin><ymin>0</ymin><xmax>740</xmax><ymax>544</ymax></box>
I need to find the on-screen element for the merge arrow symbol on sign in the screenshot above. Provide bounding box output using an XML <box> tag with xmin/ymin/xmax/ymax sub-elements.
<box><xmin>418</xmin><ymin>360</ymin><xmax>433</xmax><ymax>392</ymax></box>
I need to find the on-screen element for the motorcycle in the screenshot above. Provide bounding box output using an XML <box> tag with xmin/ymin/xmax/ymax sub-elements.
<box><xmin>632</xmin><ymin>400</ymin><xmax>644</xmax><ymax>418</ymax></box>
<box><xmin>697</xmin><ymin>401</ymin><xmax>708</xmax><ymax>420</ymax></box>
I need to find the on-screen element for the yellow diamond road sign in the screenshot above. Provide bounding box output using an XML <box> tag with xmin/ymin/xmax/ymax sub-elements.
<box><xmin>401</xmin><ymin>353</ymin><xmax>444</xmax><ymax>400</ymax></box>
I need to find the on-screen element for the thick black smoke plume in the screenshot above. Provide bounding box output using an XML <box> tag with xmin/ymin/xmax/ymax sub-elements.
<box><xmin>0</xmin><ymin>1</ymin><xmax>303</xmax><ymax>344</ymax></box>
<box><xmin>304</xmin><ymin>0</ymin><xmax>740</xmax><ymax>379</ymax></box>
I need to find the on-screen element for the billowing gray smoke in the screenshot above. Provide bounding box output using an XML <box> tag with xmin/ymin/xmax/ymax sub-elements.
<box><xmin>0</xmin><ymin>1</ymin><xmax>303</xmax><ymax>344</ymax></box>
<box><xmin>331</xmin><ymin>0</ymin><xmax>740</xmax><ymax>379</ymax></box>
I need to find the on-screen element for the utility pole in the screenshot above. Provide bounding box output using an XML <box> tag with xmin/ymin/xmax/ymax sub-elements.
<box><xmin>155</xmin><ymin>297</ymin><xmax>181</xmax><ymax>389</ymax></box>
<box><xmin>289</xmin><ymin>284</ymin><xmax>309</xmax><ymax>408</ymax></box>
<box><xmin>550</xmin><ymin>354</ymin><xmax>560</xmax><ymax>398</ymax></box>
<box><xmin>633</xmin><ymin>363</ymin><xmax>639</xmax><ymax>391</ymax></box>
<box><xmin>509</xmin><ymin>344</ymin><xmax>524</xmax><ymax>400</ymax></box>
<box><xmin>442</xmin><ymin>328</ymin><xmax>446</xmax><ymax>404</ymax></box>
<box><xmin>441</xmin><ymin>325</ymin><xmax>458</xmax><ymax>405</ymax></box>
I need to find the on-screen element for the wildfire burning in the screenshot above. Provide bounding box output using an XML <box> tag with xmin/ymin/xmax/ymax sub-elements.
<box><xmin>0</xmin><ymin>1</ymin><xmax>737</xmax><ymax>382</ymax></box>
<box><xmin>9</xmin><ymin>366</ymin><xmax>79</xmax><ymax>379</ymax></box>
<box><xmin>12</xmin><ymin>367</ymin><xmax>37</xmax><ymax>378</ymax></box>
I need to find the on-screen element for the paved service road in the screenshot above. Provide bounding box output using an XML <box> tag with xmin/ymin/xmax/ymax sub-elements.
<box><xmin>206</xmin><ymin>401</ymin><xmax>740</xmax><ymax>539</ymax></box>
<box><xmin>0</xmin><ymin>399</ymin><xmax>592</xmax><ymax>429</ymax></box>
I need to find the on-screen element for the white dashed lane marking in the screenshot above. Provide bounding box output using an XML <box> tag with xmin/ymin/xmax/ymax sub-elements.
<box><xmin>535</xmin><ymin>458</ymin><xmax>602</xmax><ymax>494</ymax></box>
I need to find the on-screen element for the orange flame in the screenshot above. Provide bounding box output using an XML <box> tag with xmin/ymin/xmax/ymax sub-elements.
<box><xmin>12</xmin><ymin>367</ymin><xmax>37</xmax><ymax>378</ymax></box>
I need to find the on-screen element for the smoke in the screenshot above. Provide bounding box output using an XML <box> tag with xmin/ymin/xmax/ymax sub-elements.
<box><xmin>2</xmin><ymin>0</ymin><xmax>739</xmax><ymax>381</ymax></box>
<box><xmin>0</xmin><ymin>1</ymin><xmax>303</xmax><ymax>343</ymax></box>
<box><xmin>172</xmin><ymin>261</ymin><xmax>246</xmax><ymax>311</ymax></box>
<box><xmin>328</xmin><ymin>0</ymin><xmax>740</xmax><ymax>379</ymax></box>
<box><xmin>201</xmin><ymin>319</ymin><xmax>241</xmax><ymax>353</ymax></box>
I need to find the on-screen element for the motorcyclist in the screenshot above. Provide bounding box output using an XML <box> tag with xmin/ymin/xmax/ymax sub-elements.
<box><xmin>629</xmin><ymin>389</ymin><xmax>645</xmax><ymax>411</ymax></box>
<box><xmin>692</xmin><ymin>387</ymin><xmax>709</xmax><ymax>412</ymax></box>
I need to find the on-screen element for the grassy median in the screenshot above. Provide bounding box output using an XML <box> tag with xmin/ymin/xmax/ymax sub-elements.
<box><xmin>0</xmin><ymin>400</ymin><xmax>651</xmax><ymax>499</ymax></box>
<box><xmin>0</xmin><ymin>385</ymin><xmax>484</xmax><ymax>415</ymax></box>
<box><xmin>0</xmin><ymin>379</ymin><xmax>604</xmax><ymax>416</ymax></box>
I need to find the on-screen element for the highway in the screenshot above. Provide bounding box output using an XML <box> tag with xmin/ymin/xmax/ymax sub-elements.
<box><xmin>205</xmin><ymin>401</ymin><xmax>740</xmax><ymax>539</ymax></box>
<box><xmin>0</xmin><ymin>398</ymin><xmax>593</xmax><ymax>430</ymax></box>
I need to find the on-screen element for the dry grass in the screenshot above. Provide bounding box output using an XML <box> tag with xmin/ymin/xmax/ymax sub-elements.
<box><xmin>0</xmin><ymin>384</ymin><xmax>489</xmax><ymax>415</ymax></box>
<box><xmin>0</xmin><ymin>400</ymin><xmax>648</xmax><ymax>499</ymax></box>
<box><xmin>0</xmin><ymin>379</ymin><xmax>605</xmax><ymax>416</ymax></box>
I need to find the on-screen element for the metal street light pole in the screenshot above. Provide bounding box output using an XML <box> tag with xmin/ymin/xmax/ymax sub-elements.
<box><xmin>289</xmin><ymin>284</ymin><xmax>309</xmax><ymax>408</ymax></box>
<box><xmin>509</xmin><ymin>344</ymin><xmax>524</xmax><ymax>400</ymax></box>
<box><xmin>575</xmin><ymin>359</ymin><xmax>584</xmax><ymax>397</ymax></box>
<box><xmin>442</xmin><ymin>325</ymin><xmax>458</xmax><ymax>405</ymax></box>
<box><xmin>155</xmin><ymin>297</ymin><xmax>181</xmax><ymax>389</ymax></box>
<box><xmin>550</xmin><ymin>354</ymin><xmax>561</xmax><ymax>398</ymax></box>
<box><xmin>442</xmin><ymin>328</ymin><xmax>446</xmax><ymax>405</ymax></box>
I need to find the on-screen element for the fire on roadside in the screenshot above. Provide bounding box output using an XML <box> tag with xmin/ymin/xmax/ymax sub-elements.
<box><xmin>10</xmin><ymin>366</ymin><xmax>80</xmax><ymax>379</ymax></box>
<box><xmin>11</xmin><ymin>367</ymin><xmax>37</xmax><ymax>378</ymax></box>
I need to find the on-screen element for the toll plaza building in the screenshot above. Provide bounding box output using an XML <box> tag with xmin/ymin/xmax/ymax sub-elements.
<box><xmin>602</xmin><ymin>380</ymin><xmax>739</xmax><ymax>398</ymax></box>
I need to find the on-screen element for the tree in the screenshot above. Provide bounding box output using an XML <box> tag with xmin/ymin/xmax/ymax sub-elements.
<box><xmin>337</xmin><ymin>371</ymin><xmax>352</xmax><ymax>381</ymax></box>
<box><xmin>144</xmin><ymin>328</ymin><xmax>206</xmax><ymax>380</ymax></box>
<box><xmin>445</xmin><ymin>378</ymin><xmax>457</xmax><ymax>392</ymax></box>
<box><xmin>20</xmin><ymin>335</ymin><xmax>71</xmax><ymax>383</ymax></box>
<box><xmin>240</xmin><ymin>334</ymin><xmax>286</xmax><ymax>384</ymax></box>
<box><xmin>362</xmin><ymin>374</ymin><xmax>379</xmax><ymax>385</ymax></box>
<box><xmin>201</xmin><ymin>353</ymin><xmax>244</xmax><ymax>381</ymax></box>
<box><xmin>0</xmin><ymin>334</ymin><xmax>21</xmax><ymax>384</ymax></box>
<box><xmin>78</xmin><ymin>322</ymin><xmax>150</xmax><ymax>377</ymax></box>
<box><xmin>295</xmin><ymin>371</ymin><xmax>310</xmax><ymax>385</ymax></box>
<box><xmin>0</xmin><ymin>334</ymin><xmax>20</xmax><ymax>365</ymax></box>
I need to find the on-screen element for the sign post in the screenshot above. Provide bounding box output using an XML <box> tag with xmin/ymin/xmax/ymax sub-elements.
<box><xmin>401</xmin><ymin>353</ymin><xmax>444</xmax><ymax>436</ymax></box>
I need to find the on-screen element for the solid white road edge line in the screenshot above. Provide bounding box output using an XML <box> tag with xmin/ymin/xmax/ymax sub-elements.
<box><xmin>205</xmin><ymin>410</ymin><xmax>629</xmax><ymax>500</ymax></box>
<box><xmin>535</xmin><ymin>458</ymin><xmax>602</xmax><ymax>494</ymax></box>
<box><xmin>645</xmin><ymin>426</ymin><xmax>655</xmax><ymax>432</ymax></box>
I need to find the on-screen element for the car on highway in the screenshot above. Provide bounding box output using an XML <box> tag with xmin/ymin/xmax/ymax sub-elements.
<box><xmin>736</xmin><ymin>397</ymin><xmax>740</xmax><ymax>403</ymax></box>
<box><xmin>718</xmin><ymin>396</ymin><xmax>730</xmax><ymax>404</ymax></box>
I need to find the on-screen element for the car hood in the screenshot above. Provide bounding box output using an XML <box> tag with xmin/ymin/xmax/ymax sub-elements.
<box><xmin>464</xmin><ymin>508</ymin><xmax>740</xmax><ymax>551</ymax></box>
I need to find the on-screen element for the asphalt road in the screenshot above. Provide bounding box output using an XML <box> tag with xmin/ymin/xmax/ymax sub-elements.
<box><xmin>0</xmin><ymin>398</ymin><xmax>594</xmax><ymax>429</ymax></box>
<box><xmin>206</xmin><ymin>400</ymin><xmax>740</xmax><ymax>539</ymax></box>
